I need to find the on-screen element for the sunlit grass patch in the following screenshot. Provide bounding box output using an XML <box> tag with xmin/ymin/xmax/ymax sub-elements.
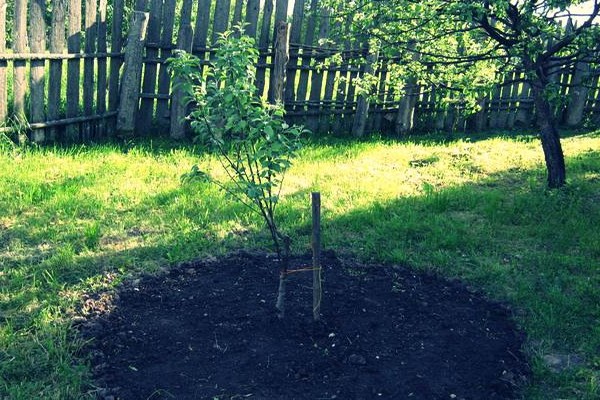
<box><xmin>0</xmin><ymin>131</ymin><xmax>599</xmax><ymax>399</ymax></box>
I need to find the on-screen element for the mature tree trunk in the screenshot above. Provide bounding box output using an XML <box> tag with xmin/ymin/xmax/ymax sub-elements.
<box><xmin>531</xmin><ymin>81</ymin><xmax>566</xmax><ymax>188</ymax></box>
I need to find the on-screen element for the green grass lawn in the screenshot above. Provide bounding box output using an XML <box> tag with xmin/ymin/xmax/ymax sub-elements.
<box><xmin>1</xmin><ymin>131</ymin><xmax>599</xmax><ymax>399</ymax></box>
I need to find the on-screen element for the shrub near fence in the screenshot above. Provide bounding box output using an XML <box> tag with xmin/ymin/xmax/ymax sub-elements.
<box><xmin>1</xmin><ymin>0</ymin><xmax>600</xmax><ymax>143</ymax></box>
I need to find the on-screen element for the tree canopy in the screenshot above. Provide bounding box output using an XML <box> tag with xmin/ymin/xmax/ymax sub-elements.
<box><xmin>325</xmin><ymin>0</ymin><xmax>600</xmax><ymax>187</ymax></box>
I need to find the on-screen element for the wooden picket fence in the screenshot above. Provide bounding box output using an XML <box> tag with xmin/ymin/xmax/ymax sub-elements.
<box><xmin>1</xmin><ymin>0</ymin><xmax>600</xmax><ymax>143</ymax></box>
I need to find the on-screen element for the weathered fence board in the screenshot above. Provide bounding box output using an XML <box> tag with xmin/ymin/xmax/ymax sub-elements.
<box><xmin>170</xmin><ymin>0</ymin><xmax>194</xmax><ymax>139</ymax></box>
<box><xmin>155</xmin><ymin>0</ymin><xmax>177</xmax><ymax>127</ymax></box>
<box><xmin>0</xmin><ymin>0</ymin><xmax>6</xmax><ymax>122</ymax></box>
<box><xmin>285</xmin><ymin>0</ymin><xmax>306</xmax><ymax>105</ymax></box>
<box><xmin>256</xmin><ymin>0</ymin><xmax>274</xmax><ymax>98</ymax></box>
<box><xmin>48</xmin><ymin>0</ymin><xmax>67</xmax><ymax>141</ymax></box>
<box><xmin>213</xmin><ymin>0</ymin><xmax>232</xmax><ymax>44</ymax></box>
<box><xmin>97</xmin><ymin>0</ymin><xmax>109</xmax><ymax>137</ymax></box>
<box><xmin>29</xmin><ymin>0</ymin><xmax>47</xmax><ymax>142</ymax></box>
<box><xmin>117</xmin><ymin>11</ymin><xmax>149</xmax><ymax>136</ymax></box>
<box><xmin>1</xmin><ymin>0</ymin><xmax>600</xmax><ymax>142</ymax></box>
<box><xmin>109</xmin><ymin>0</ymin><xmax>125</xmax><ymax>114</ymax></box>
<box><xmin>66</xmin><ymin>0</ymin><xmax>82</xmax><ymax>141</ymax></box>
<box><xmin>83</xmin><ymin>0</ymin><xmax>98</xmax><ymax>140</ymax></box>
<box><xmin>139</xmin><ymin>0</ymin><xmax>163</xmax><ymax>133</ymax></box>
<box><xmin>13</xmin><ymin>0</ymin><xmax>27</xmax><ymax>123</ymax></box>
<box><xmin>245</xmin><ymin>0</ymin><xmax>260</xmax><ymax>38</ymax></box>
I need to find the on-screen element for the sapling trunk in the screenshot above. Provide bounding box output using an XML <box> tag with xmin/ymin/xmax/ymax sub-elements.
<box><xmin>275</xmin><ymin>235</ymin><xmax>290</xmax><ymax>319</ymax></box>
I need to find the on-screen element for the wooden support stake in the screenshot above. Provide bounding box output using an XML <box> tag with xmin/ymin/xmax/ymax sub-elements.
<box><xmin>312</xmin><ymin>192</ymin><xmax>322</xmax><ymax>322</ymax></box>
<box><xmin>117</xmin><ymin>11</ymin><xmax>149</xmax><ymax>136</ymax></box>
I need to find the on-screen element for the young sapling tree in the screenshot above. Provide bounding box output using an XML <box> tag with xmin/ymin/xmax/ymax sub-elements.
<box><xmin>168</xmin><ymin>27</ymin><xmax>307</xmax><ymax>319</ymax></box>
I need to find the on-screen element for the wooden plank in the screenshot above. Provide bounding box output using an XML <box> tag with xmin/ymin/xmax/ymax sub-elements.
<box><xmin>505</xmin><ymin>72</ymin><xmax>519</xmax><ymax>129</ymax></box>
<box><xmin>12</xmin><ymin>0</ymin><xmax>27</xmax><ymax>129</ymax></box>
<box><xmin>256</xmin><ymin>0</ymin><xmax>274</xmax><ymax>98</ymax></box>
<box><xmin>194</xmin><ymin>0</ymin><xmax>211</xmax><ymax>50</ymax></box>
<box><xmin>135</xmin><ymin>0</ymin><xmax>149</xmax><ymax>11</ymax></box>
<box><xmin>352</xmin><ymin>50</ymin><xmax>377</xmax><ymax>137</ymax></box>
<box><xmin>295</xmin><ymin>0</ymin><xmax>318</xmax><ymax>108</ymax></box>
<box><xmin>285</xmin><ymin>0</ymin><xmax>306</xmax><ymax>105</ymax></box>
<box><xmin>108</xmin><ymin>0</ymin><xmax>124</xmax><ymax>136</ymax></box>
<box><xmin>66</xmin><ymin>0</ymin><xmax>82</xmax><ymax>141</ymax></box>
<box><xmin>170</xmin><ymin>0</ymin><xmax>194</xmax><ymax>139</ymax></box>
<box><xmin>565</xmin><ymin>60</ymin><xmax>591</xmax><ymax>127</ymax></box>
<box><xmin>117</xmin><ymin>11</ymin><xmax>149</xmax><ymax>136</ymax></box>
<box><xmin>0</xmin><ymin>0</ymin><xmax>8</xmax><ymax>122</ymax></box>
<box><xmin>83</xmin><ymin>0</ymin><xmax>98</xmax><ymax>140</ymax></box>
<box><xmin>29</xmin><ymin>0</ymin><xmax>47</xmax><ymax>143</ymax></box>
<box><xmin>48</xmin><ymin>0</ymin><xmax>67</xmax><ymax>141</ymax></box>
<box><xmin>311</xmin><ymin>7</ymin><xmax>333</xmax><ymax>133</ymax></box>
<box><xmin>271</xmin><ymin>21</ymin><xmax>289</xmax><ymax>104</ymax></box>
<box><xmin>244</xmin><ymin>0</ymin><xmax>260</xmax><ymax>38</ymax></box>
<box><xmin>138</xmin><ymin>0</ymin><xmax>163</xmax><ymax>134</ymax></box>
<box><xmin>212</xmin><ymin>0</ymin><xmax>231</xmax><ymax>44</ymax></box>
<box><xmin>274</xmin><ymin>0</ymin><xmax>289</xmax><ymax>30</ymax></box>
<box><xmin>96</xmin><ymin>0</ymin><xmax>108</xmax><ymax>137</ymax></box>
<box><xmin>232</xmin><ymin>0</ymin><xmax>244</xmax><ymax>27</ymax></box>
<box><xmin>154</xmin><ymin>0</ymin><xmax>176</xmax><ymax>128</ymax></box>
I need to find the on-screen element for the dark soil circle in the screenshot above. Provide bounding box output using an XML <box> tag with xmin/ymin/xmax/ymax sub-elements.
<box><xmin>80</xmin><ymin>250</ymin><xmax>529</xmax><ymax>400</ymax></box>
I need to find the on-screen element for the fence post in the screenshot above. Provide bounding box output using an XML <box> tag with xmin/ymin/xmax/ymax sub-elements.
<box><xmin>169</xmin><ymin>0</ymin><xmax>194</xmax><ymax>139</ymax></box>
<box><xmin>271</xmin><ymin>21</ymin><xmax>290</xmax><ymax>104</ymax></box>
<box><xmin>117</xmin><ymin>11</ymin><xmax>149</xmax><ymax>137</ymax></box>
<box><xmin>352</xmin><ymin>50</ymin><xmax>378</xmax><ymax>137</ymax></box>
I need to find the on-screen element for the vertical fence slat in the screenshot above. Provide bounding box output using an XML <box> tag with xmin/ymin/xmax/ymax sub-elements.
<box><xmin>285</xmin><ymin>0</ymin><xmax>305</xmax><ymax>107</ymax></box>
<box><xmin>232</xmin><ymin>0</ymin><xmax>244</xmax><ymax>27</ymax></box>
<box><xmin>117</xmin><ymin>11</ymin><xmax>149</xmax><ymax>136</ymax></box>
<box><xmin>67</xmin><ymin>0</ymin><xmax>82</xmax><ymax>141</ymax></box>
<box><xmin>212</xmin><ymin>0</ymin><xmax>232</xmax><ymax>44</ymax></box>
<box><xmin>13</xmin><ymin>0</ymin><xmax>27</xmax><ymax>127</ymax></box>
<box><xmin>83</xmin><ymin>0</ymin><xmax>98</xmax><ymax>139</ymax></box>
<box><xmin>0</xmin><ymin>0</ymin><xmax>7</xmax><ymax>122</ymax></box>
<box><xmin>48</xmin><ymin>0</ymin><xmax>67</xmax><ymax>141</ymax></box>
<box><xmin>256</xmin><ymin>0</ymin><xmax>274</xmax><ymax>98</ymax></box>
<box><xmin>295</xmin><ymin>0</ymin><xmax>318</xmax><ymax>108</ymax></box>
<box><xmin>274</xmin><ymin>0</ymin><xmax>289</xmax><ymax>35</ymax></box>
<box><xmin>138</xmin><ymin>0</ymin><xmax>163</xmax><ymax>134</ymax></box>
<box><xmin>194</xmin><ymin>0</ymin><xmax>211</xmax><ymax>50</ymax></box>
<box><xmin>29</xmin><ymin>0</ymin><xmax>47</xmax><ymax>143</ymax></box>
<box><xmin>565</xmin><ymin>60</ymin><xmax>591</xmax><ymax>127</ymax></box>
<box><xmin>308</xmin><ymin>6</ymin><xmax>330</xmax><ymax>133</ymax></box>
<box><xmin>108</xmin><ymin>0</ymin><xmax>124</xmax><ymax>135</ymax></box>
<box><xmin>352</xmin><ymin>50</ymin><xmax>377</xmax><ymax>137</ymax></box>
<box><xmin>96</xmin><ymin>0</ymin><xmax>108</xmax><ymax>137</ymax></box>
<box><xmin>245</xmin><ymin>0</ymin><xmax>260</xmax><ymax>38</ymax></box>
<box><xmin>271</xmin><ymin>21</ymin><xmax>289</xmax><ymax>104</ymax></box>
<box><xmin>170</xmin><ymin>0</ymin><xmax>194</xmax><ymax>139</ymax></box>
<box><xmin>155</xmin><ymin>0</ymin><xmax>176</xmax><ymax>127</ymax></box>
<box><xmin>193</xmin><ymin>0</ymin><xmax>211</xmax><ymax>84</ymax></box>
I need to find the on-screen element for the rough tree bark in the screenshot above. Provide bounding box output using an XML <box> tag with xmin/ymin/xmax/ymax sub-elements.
<box><xmin>531</xmin><ymin>80</ymin><xmax>566</xmax><ymax>189</ymax></box>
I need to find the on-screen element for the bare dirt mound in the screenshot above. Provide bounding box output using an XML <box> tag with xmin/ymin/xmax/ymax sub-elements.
<box><xmin>80</xmin><ymin>250</ymin><xmax>529</xmax><ymax>400</ymax></box>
